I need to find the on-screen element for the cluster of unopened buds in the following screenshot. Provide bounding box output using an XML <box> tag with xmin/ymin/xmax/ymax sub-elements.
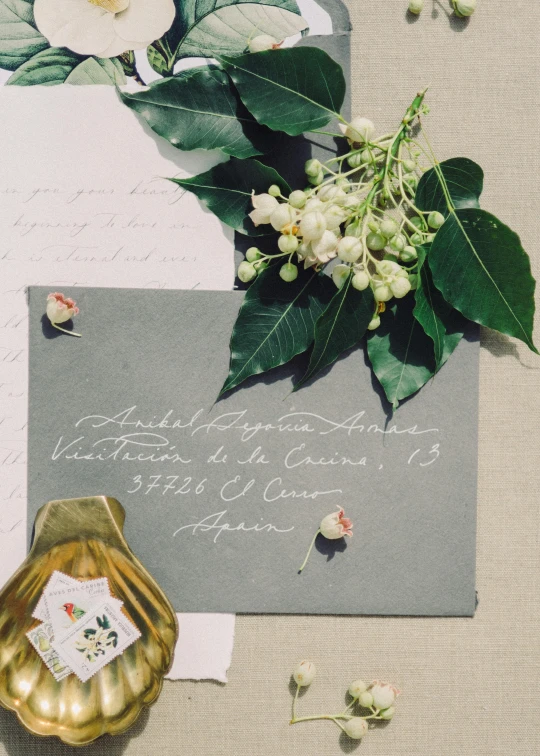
<box><xmin>290</xmin><ymin>661</ymin><xmax>400</xmax><ymax>741</ymax></box>
<box><xmin>408</xmin><ymin>0</ymin><xmax>476</xmax><ymax>16</ymax></box>
<box><xmin>239</xmin><ymin>109</ymin><xmax>445</xmax><ymax>331</ymax></box>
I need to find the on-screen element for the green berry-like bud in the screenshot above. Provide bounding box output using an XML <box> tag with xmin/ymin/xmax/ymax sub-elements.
<box><xmin>268</xmin><ymin>184</ymin><xmax>281</xmax><ymax>197</ymax></box>
<box><xmin>308</xmin><ymin>170</ymin><xmax>324</xmax><ymax>186</ymax></box>
<box><xmin>347</xmin><ymin>152</ymin><xmax>363</xmax><ymax>169</ymax></box>
<box><xmin>253</xmin><ymin>259</ymin><xmax>269</xmax><ymax>272</ymax></box>
<box><xmin>389</xmin><ymin>234</ymin><xmax>406</xmax><ymax>253</ymax></box>
<box><xmin>453</xmin><ymin>0</ymin><xmax>476</xmax><ymax>16</ymax></box>
<box><xmin>400</xmin><ymin>245</ymin><xmax>417</xmax><ymax>263</ymax></box>
<box><xmin>360</xmin><ymin>148</ymin><xmax>371</xmax><ymax>163</ymax></box>
<box><xmin>237</xmin><ymin>261</ymin><xmax>257</xmax><ymax>283</ymax></box>
<box><xmin>410</xmin><ymin>232</ymin><xmax>424</xmax><ymax>246</ymax></box>
<box><xmin>380</xmin><ymin>706</ymin><xmax>395</xmax><ymax>720</ymax></box>
<box><xmin>345</xmin><ymin>219</ymin><xmax>362</xmax><ymax>238</ymax></box>
<box><xmin>366</xmin><ymin>232</ymin><xmax>386</xmax><ymax>251</ymax></box>
<box><xmin>403</xmin><ymin>158</ymin><xmax>417</xmax><ymax>172</ymax></box>
<box><xmin>352</xmin><ymin>271</ymin><xmax>370</xmax><ymax>290</ymax></box>
<box><xmin>410</xmin><ymin>216</ymin><xmax>424</xmax><ymax>229</ymax></box>
<box><xmin>403</xmin><ymin>173</ymin><xmax>418</xmax><ymax>191</ymax></box>
<box><xmin>289</xmin><ymin>190</ymin><xmax>306</xmax><ymax>209</ymax></box>
<box><xmin>279</xmin><ymin>262</ymin><xmax>298</xmax><ymax>282</ymax></box>
<box><xmin>336</xmin><ymin>177</ymin><xmax>351</xmax><ymax>191</ymax></box>
<box><xmin>358</xmin><ymin>691</ymin><xmax>374</xmax><ymax>707</ymax></box>
<box><xmin>305</xmin><ymin>159</ymin><xmax>322</xmax><ymax>177</ymax></box>
<box><xmin>380</xmin><ymin>217</ymin><xmax>399</xmax><ymax>239</ymax></box>
<box><xmin>428</xmin><ymin>211</ymin><xmax>445</xmax><ymax>229</ymax></box>
<box><xmin>245</xmin><ymin>246</ymin><xmax>262</xmax><ymax>262</ymax></box>
<box><xmin>425</xmin><ymin>233</ymin><xmax>435</xmax><ymax>243</ymax></box>
<box><xmin>408</xmin><ymin>0</ymin><xmax>423</xmax><ymax>13</ymax></box>
<box><xmin>367</xmin><ymin>220</ymin><xmax>380</xmax><ymax>234</ymax></box>
<box><xmin>367</xmin><ymin>317</ymin><xmax>380</xmax><ymax>332</ymax></box>
<box><xmin>278</xmin><ymin>234</ymin><xmax>299</xmax><ymax>254</ymax></box>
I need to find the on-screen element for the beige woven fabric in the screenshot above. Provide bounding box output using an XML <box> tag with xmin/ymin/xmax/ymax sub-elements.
<box><xmin>1</xmin><ymin>1</ymin><xmax>539</xmax><ymax>753</ymax></box>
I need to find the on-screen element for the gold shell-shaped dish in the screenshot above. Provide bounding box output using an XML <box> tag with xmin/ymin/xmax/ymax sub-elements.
<box><xmin>0</xmin><ymin>496</ymin><xmax>178</xmax><ymax>746</ymax></box>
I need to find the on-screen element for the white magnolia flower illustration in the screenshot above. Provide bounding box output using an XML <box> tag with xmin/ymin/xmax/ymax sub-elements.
<box><xmin>34</xmin><ymin>0</ymin><xmax>176</xmax><ymax>59</ymax></box>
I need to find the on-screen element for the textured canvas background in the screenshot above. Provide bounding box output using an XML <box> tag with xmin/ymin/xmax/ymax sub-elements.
<box><xmin>1</xmin><ymin>0</ymin><xmax>539</xmax><ymax>753</ymax></box>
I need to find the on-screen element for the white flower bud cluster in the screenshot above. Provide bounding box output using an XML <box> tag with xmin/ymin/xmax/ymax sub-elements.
<box><xmin>238</xmin><ymin>113</ymin><xmax>446</xmax><ymax>331</ymax></box>
<box><xmin>291</xmin><ymin>664</ymin><xmax>400</xmax><ymax>742</ymax></box>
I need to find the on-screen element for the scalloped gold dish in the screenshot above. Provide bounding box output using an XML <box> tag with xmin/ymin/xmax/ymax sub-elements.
<box><xmin>0</xmin><ymin>496</ymin><xmax>178</xmax><ymax>746</ymax></box>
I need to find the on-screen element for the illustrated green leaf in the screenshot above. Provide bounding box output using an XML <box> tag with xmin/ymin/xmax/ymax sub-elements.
<box><xmin>170</xmin><ymin>158</ymin><xmax>290</xmax><ymax>235</ymax></box>
<box><xmin>294</xmin><ymin>273</ymin><xmax>375</xmax><ymax>390</ymax></box>
<box><xmin>221</xmin><ymin>47</ymin><xmax>345</xmax><ymax>136</ymax></box>
<box><xmin>220</xmin><ymin>265</ymin><xmax>334</xmax><ymax>395</ymax></box>
<box><xmin>119</xmin><ymin>67</ymin><xmax>279</xmax><ymax>159</ymax></box>
<box><xmin>0</xmin><ymin>0</ymin><xmax>48</xmax><ymax>71</ymax></box>
<box><xmin>413</xmin><ymin>245</ymin><xmax>468</xmax><ymax>369</ymax></box>
<box><xmin>415</xmin><ymin>157</ymin><xmax>483</xmax><ymax>217</ymax></box>
<box><xmin>6</xmin><ymin>47</ymin><xmax>126</xmax><ymax>85</ymax></box>
<box><xmin>367</xmin><ymin>296</ymin><xmax>436</xmax><ymax>409</ymax></box>
<box><xmin>147</xmin><ymin>41</ymin><xmax>170</xmax><ymax>76</ymax></box>
<box><xmin>428</xmin><ymin>208</ymin><xmax>537</xmax><ymax>352</ymax></box>
<box><xmin>161</xmin><ymin>0</ymin><xmax>307</xmax><ymax>71</ymax></box>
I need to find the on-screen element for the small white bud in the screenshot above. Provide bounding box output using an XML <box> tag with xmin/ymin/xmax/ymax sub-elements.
<box><xmin>352</xmin><ymin>271</ymin><xmax>370</xmax><ymax>290</ymax></box>
<box><xmin>308</xmin><ymin>170</ymin><xmax>325</xmax><ymax>186</ymax></box>
<box><xmin>428</xmin><ymin>211</ymin><xmax>445</xmax><ymax>229</ymax></box>
<box><xmin>347</xmin><ymin>152</ymin><xmax>363</xmax><ymax>169</ymax></box>
<box><xmin>312</xmin><ymin>230</ymin><xmax>338</xmax><ymax>262</ymax></box>
<box><xmin>268</xmin><ymin>184</ymin><xmax>281</xmax><ymax>197</ymax></box>
<box><xmin>349</xmin><ymin>680</ymin><xmax>369</xmax><ymax>698</ymax></box>
<box><xmin>301</xmin><ymin>211</ymin><xmax>327</xmax><ymax>241</ymax></box>
<box><xmin>237</xmin><ymin>261</ymin><xmax>257</xmax><ymax>283</ymax></box>
<box><xmin>324</xmin><ymin>204</ymin><xmax>346</xmax><ymax>231</ymax></box>
<box><xmin>403</xmin><ymin>158</ymin><xmax>417</xmax><ymax>172</ymax></box>
<box><xmin>370</xmin><ymin>682</ymin><xmax>399</xmax><ymax>710</ymax></box>
<box><xmin>332</xmin><ymin>263</ymin><xmax>351</xmax><ymax>289</ymax></box>
<box><xmin>408</xmin><ymin>0</ymin><xmax>423</xmax><ymax>14</ymax></box>
<box><xmin>366</xmin><ymin>232</ymin><xmax>386</xmax><ymax>251</ymax></box>
<box><xmin>249</xmin><ymin>192</ymin><xmax>279</xmax><ymax>226</ymax></box>
<box><xmin>358</xmin><ymin>690</ymin><xmax>374</xmax><ymax>706</ymax></box>
<box><xmin>245</xmin><ymin>246</ymin><xmax>262</xmax><ymax>262</ymax></box>
<box><xmin>279</xmin><ymin>263</ymin><xmax>298</xmax><ymax>282</ymax></box>
<box><xmin>305</xmin><ymin>158</ymin><xmax>322</xmax><ymax>177</ymax></box>
<box><xmin>390</xmin><ymin>277</ymin><xmax>412</xmax><ymax>298</ymax></box>
<box><xmin>341</xmin><ymin>117</ymin><xmax>375</xmax><ymax>144</ymax></box>
<box><xmin>453</xmin><ymin>0</ymin><xmax>476</xmax><ymax>16</ymax></box>
<box><xmin>389</xmin><ymin>234</ymin><xmax>406</xmax><ymax>252</ymax></box>
<box><xmin>304</xmin><ymin>198</ymin><xmax>325</xmax><ymax>213</ymax></box>
<box><xmin>293</xmin><ymin>660</ymin><xmax>316</xmax><ymax>687</ymax></box>
<box><xmin>378</xmin><ymin>260</ymin><xmax>403</xmax><ymax>277</ymax></box>
<box><xmin>289</xmin><ymin>190</ymin><xmax>306</xmax><ymax>209</ymax></box>
<box><xmin>278</xmin><ymin>234</ymin><xmax>299</xmax><ymax>254</ymax></box>
<box><xmin>248</xmin><ymin>34</ymin><xmax>279</xmax><ymax>53</ymax></box>
<box><xmin>337</xmin><ymin>236</ymin><xmax>362</xmax><ymax>263</ymax></box>
<box><xmin>379</xmin><ymin>217</ymin><xmax>399</xmax><ymax>239</ymax></box>
<box><xmin>318</xmin><ymin>185</ymin><xmax>345</xmax><ymax>203</ymax></box>
<box><xmin>343</xmin><ymin>717</ymin><xmax>369</xmax><ymax>740</ymax></box>
<box><xmin>373</xmin><ymin>284</ymin><xmax>392</xmax><ymax>302</ymax></box>
<box><xmin>367</xmin><ymin>220</ymin><xmax>380</xmax><ymax>233</ymax></box>
<box><xmin>270</xmin><ymin>203</ymin><xmax>296</xmax><ymax>232</ymax></box>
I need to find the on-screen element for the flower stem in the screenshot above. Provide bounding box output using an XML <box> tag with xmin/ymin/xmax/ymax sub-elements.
<box><xmin>51</xmin><ymin>323</ymin><xmax>81</xmax><ymax>338</ymax></box>
<box><xmin>298</xmin><ymin>529</ymin><xmax>320</xmax><ymax>573</ymax></box>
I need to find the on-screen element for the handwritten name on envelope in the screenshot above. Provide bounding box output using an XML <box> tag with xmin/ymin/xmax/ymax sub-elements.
<box><xmin>28</xmin><ymin>288</ymin><xmax>479</xmax><ymax>616</ymax></box>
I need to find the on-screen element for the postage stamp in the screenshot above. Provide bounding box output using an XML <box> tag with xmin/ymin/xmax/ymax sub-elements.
<box><xmin>33</xmin><ymin>571</ymin><xmax>112</xmax><ymax>623</ymax></box>
<box><xmin>26</xmin><ymin>622</ymin><xmax>73</xmax><ymax>682</ymax></box>
<box><xmin>52</xmin><ymin>601</ymin><xmax>141</xmax><ymax>683</ymax></box>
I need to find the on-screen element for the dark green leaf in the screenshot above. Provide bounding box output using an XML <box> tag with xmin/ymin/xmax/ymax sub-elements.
<box><xmin>429</xmin><ymin>208</ymin><xmax>537</xmax><ymax>352</ymax></box>
<box><xmin>171</xmin><ymin>158</ymin><xmax>290</xmax><ymax>235</ymax></box>
<box><xmin>0</xmin><ymin>0</ymin><xmax>48</xmax><ymax>71</ymax></box>
<box><xmin>161</xmin><ymin>0</ymin><xmax>306</xmax><ymax>72</ymax></box>
<box><xmin>295</xmin><ymin>273</ymin><xmax>374</xmax><ymax>390</ymax></box>
<box><xmin>415</xmin><ymin>157</ymin><xmax>483</xmax><ymax>217</ymax></box>
<box><xmin>221</xmin><ymin>47</ymin><xmax>345</xmax><ymax>136</ymax></box>
<box><xmin>367</xmin><ymin>296</ymin><xmax>436</xmax><ymax>409</ymax></box>
<box><xmin>413</xmin><ymin>245</ymin><xmax>467</xmax><ymax>369</ymax></box>
<box><xmin>6</xmin><ymin>48</ymin><xmax>126</xmax><ymax>86</ymax></box>
<box><xmin>120</xmin><ymin>67</ymin><xmax>279</xmax><ymax>159</ymax></box>
<box><xmin>220</xmin><ymin>265</ymin><xmax>334</xmax><ymax>395</ymax></box>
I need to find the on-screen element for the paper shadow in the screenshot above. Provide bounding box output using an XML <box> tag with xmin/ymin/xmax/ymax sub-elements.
<box><xmin>480</xmin><ymin>330</ymin><xmax>539</xmax><ymax>369</ymax></box>
<box><xmin>0</xmin><ymin>705</ymin><xmax>151</xmax><ymax>756</ymax></box>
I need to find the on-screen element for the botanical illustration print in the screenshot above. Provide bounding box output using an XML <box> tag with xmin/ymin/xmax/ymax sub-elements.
<box><xmin>0</xmin><ymin>0</ymin><xmax>306</xmax><ymax>86</ymax></box>
<box><xmin>75</xmin><ymin>614</ymin><xmax>119</xmax><ymax>663</ymax></box>
<box><xmin>26</xmin><ymin>622</ymin><xmax>72</xmax><ymax>681</ymax></box>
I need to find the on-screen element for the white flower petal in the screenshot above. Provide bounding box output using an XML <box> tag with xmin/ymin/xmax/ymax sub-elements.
<box><xmin>113</xmin><ymin>0</ymin><xmax>176</xmax><ymax>46</ymax></box>
<box><xmin>34</xmin><ymin>0</ymin><xmax>116</xmax><ymax>56</ymax></box>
